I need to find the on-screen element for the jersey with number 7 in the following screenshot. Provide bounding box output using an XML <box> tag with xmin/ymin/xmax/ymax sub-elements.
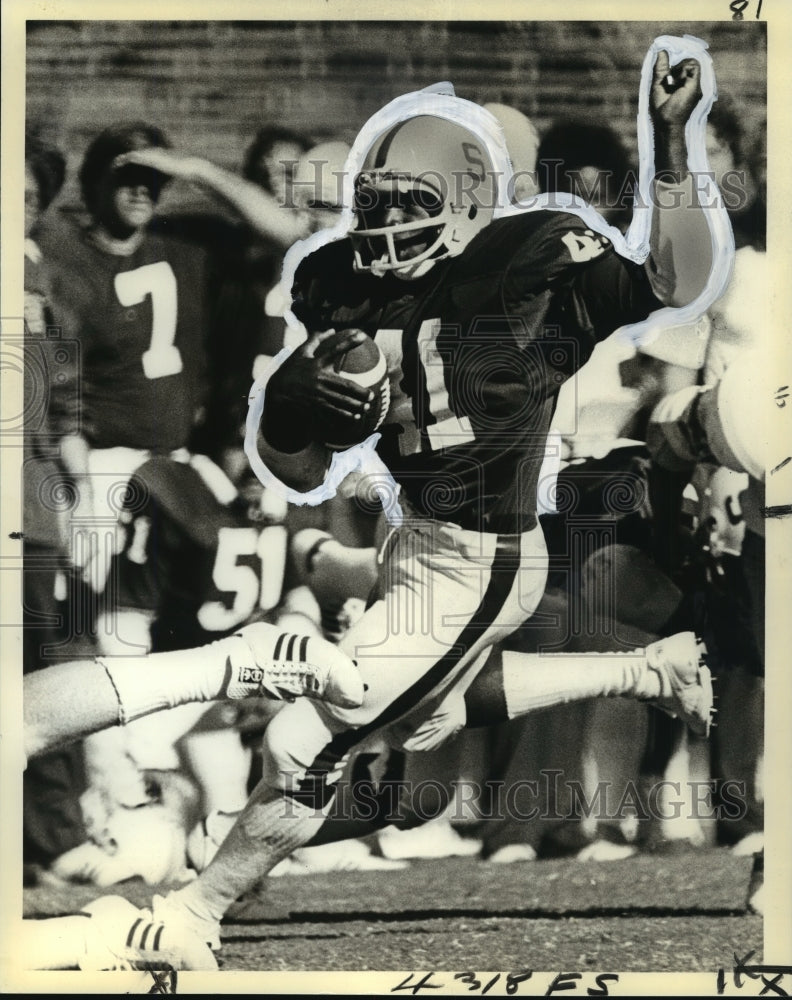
<box><xmin>43</xmin><ymin>219</ymin><xmax>210</xmax><ymax>452</ymax></box>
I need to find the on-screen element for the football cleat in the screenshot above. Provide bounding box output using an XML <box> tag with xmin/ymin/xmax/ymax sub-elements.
<box><xmin>644</xmin><ymin>632</ymin><xmax>714</xmax><ymax>738</ymax></box>
<box><xmin>378</xmin><ymin>817</ymin><xmax>481</xmax><ymax>860</ymax></box>
<box><xmin>576</xmin><ymin>840</ymin><xmax>638</xmax><ymax>863</ymax></box>
<box><xmin>486</xmin><ymin>844</ymin><xmax>538</xmax><ymax>865</ymax></box>
<box><xmin>78</xmin><ymin>895</ymin><xmax>217</xmax><ymax>972</ymax></box>
<box><xmin>269</xmin><ymin>840</ymin><xmax>409</xmax><ymax>876</ymax></box>
<box><xmin>732</xmin><ymin>832</ymin><xmax>764</xmax><ymax>857</ymax></box>
<box><xmin>223</xmin><ymin>622</ymin><xmax>364</xmax><ymax>708</ymax></box>
<box><xmin>151</xmin><ymin>892</ymin><xmax>222</xmax><ymax>954</ymax></box>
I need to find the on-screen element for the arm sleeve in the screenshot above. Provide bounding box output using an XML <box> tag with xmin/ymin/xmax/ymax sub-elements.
<box><xmin>573</xmin><ymin>250</ymin><xmax>665</xmax><ymax>343</ymax></box>
<box><xmin>645</xmin><ymin>177</ymin><xmax>714</xmax><ymax>308</ymax></box>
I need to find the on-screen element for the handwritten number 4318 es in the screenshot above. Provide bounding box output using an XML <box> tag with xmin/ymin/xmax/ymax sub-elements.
<box><xmin>392</xmin><ymin>972</ymin><xmax>622</xmax><ymax>995</ymax></box>
<box><xmin>730</xmin><ymin>0</ymin><xmax>764</xmax><ymax>18</ymax></box>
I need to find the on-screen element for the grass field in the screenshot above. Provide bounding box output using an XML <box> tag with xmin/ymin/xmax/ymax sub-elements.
<box><xmin>23</xmin><ymin>847</ymin><xmax>762</xmax><ymax>978</ymax></box>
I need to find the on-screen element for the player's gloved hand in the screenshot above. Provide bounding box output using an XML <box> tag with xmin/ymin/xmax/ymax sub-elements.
<box><xmin>263</xmin><ymin>329</ymin><xmax>375</xmax><ymax>452</ymax></box>
<box><xmin>402</xmin><ymin>690</ymin><xmax>467</xmax><ymax>752</ymax></box>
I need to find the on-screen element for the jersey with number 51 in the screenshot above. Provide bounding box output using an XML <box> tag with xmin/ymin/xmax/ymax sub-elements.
<box><xmin>42</xmin><ymin>216</ymin><xmax>210</xmax><ymax>452</ymax></box>
<box><xmin>112</xmin><ymin>455</ymin><xmax>290</xmax><ymax>653</ymax></box>
<box><xmin>291</xmin><ymin>209</ymin><xmax>663</xmax><ymax>534</ymax></box>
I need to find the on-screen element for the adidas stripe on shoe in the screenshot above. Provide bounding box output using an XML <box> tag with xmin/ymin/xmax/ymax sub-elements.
<box><xmin>78</xmin><ymin>895</ymin><xmax>217</xmax><ymax>972</ymax></box>
<box><xmin>220</xmin><ymin>621</ymin><xmax>364</xmax><ymax>708</ymax></box>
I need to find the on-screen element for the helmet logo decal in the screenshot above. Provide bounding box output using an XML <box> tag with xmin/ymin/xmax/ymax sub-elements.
<box><xmin>461</xmin><ymin>142</ymin><xmax>487</xmax><ymax>181</ymax></box>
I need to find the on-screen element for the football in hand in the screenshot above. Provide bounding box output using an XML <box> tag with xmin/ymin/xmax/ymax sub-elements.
<box><xmin>322</xmin><ymin>331</ymin><xmax>390</xmax><ymax>449</ymax></box>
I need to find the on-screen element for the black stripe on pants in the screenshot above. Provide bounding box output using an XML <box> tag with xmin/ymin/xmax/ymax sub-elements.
<box><xmin>289</xmin><ymin>533</ymin><xmax>522</xmax><ymax>808</ymax></box>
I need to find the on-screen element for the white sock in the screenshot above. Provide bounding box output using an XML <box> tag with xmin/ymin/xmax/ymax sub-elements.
<box><xmin>502</xmin><ymin>648</ymin><xmax>662</xmax><ymax>720</ymax></box>
<box><xmin>98</xmin><ymin>633</ymin><xmax>260</xmax><ymax>724</ymax></box>
<box><xmin>165</xmin><ymin>790</ymin><xmax>325</xmax><ymax>931</ymax></box>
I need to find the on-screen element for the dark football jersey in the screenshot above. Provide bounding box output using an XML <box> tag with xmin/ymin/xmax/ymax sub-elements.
<box><xmin>40</xmin><ymin>215</ymin><xmax>210</xmax><ymax>452</ymax></box>
<box><xmin>111</xmin><ymin>456</ymin><xmax>289</xmax><ymax>652</ymax></box>
<box><xmin>149</xmin><ymin>212</ymin><xmax>287</xmax><ymax>461</ymax></box>
<box><xmin>291</xmin><ymin>210</ymin><xmax>663</xmax><ymax>534</ymax></box>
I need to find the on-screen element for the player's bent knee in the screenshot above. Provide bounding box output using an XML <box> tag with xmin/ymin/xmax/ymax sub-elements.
<box><xmin>259</xmin><ymin>700</ymin><xmax>347</xmax><ymax>796</ymax></box>
<box><xmin>259</xmin><ymin>713</ymin><xmax>308</xmax><ymax>784</ymax></box>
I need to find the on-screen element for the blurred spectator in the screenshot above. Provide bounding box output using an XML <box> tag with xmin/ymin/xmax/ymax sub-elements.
<box><xmin>257</xmin><ymin>138</ymin><xmax>352</xmax><ymax>356</ymax></box>
<box><xmin>290</xmin><ymin>139</ymin><xmax>350</xmax><ymax>233</ymax></box>
<box><xmin>706</xmin><ymin>95</ymin><xmax>764</xmax><ymax>251</ymax></box>
<box><xmin>185</xmin><ymin>126</ymin><xmax>314</xmax><ymax>467</ymax></box>
<box><xmin>38</xmin><ymin>123</ymin><xmax>214</xmax><ymax>594</ymax></box>
<box><xmin>37</xmin><ymin>122</ymin><xmax>309</xmax><ymax>593</ymax></box>
<box><xmin>242</xmin><ymin>126</ymin><xmax>311</xmax><ymax>207</ymax></box>
<box><xmin>482</xmin><ymin>103</ymin><xmax>541</xmax><ymax>202</ymax></box>
<box><xmin>23</xmin><ymin>133</ymin><xmax>91</xmax><ymax>877</ymax></box>
<box><xmin>633</xmin><ymin>93</ymin><xmax>767</xmax><ymax>859</ymax></box>
<box><xmin>537</xmin><ymin>119</ymin><xmax>634</xmax><ymax>228</ymax></box>
<box><xmin>648</xmin><ymin>343</ymin><xmax>772</xmax><ymax>884</ymax></box>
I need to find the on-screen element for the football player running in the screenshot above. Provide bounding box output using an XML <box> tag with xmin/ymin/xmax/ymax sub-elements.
<box><xmin>31</xmin><ymin>43</ymin><xmax>727</xmax><ymax>968</ymax></box>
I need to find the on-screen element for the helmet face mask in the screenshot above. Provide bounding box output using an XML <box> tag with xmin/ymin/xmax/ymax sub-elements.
<box><xmin>349</xmin><ymin>115</ymin><xmax>496</xmax><ymax>277</ymax></box>
<box><xmin>352</xmin><ymin>174</ymin><xmax>448</xmax><ymax>273</ymax></box>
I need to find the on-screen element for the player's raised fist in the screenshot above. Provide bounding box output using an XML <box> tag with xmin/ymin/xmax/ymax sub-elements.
<box><xmin>650</xmin><ymin>50</ymin><xmax>702</xmax><ymax>129</ymax></box>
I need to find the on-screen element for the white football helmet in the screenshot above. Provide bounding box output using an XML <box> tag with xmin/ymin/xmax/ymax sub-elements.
<box><xmin>349</xmin><ymin>114</ymin><xmax>497</xmax><ymax>275</ymax></box>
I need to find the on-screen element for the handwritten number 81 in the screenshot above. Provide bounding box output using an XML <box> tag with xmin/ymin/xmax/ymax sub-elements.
<box><xmin>730</xmin><ymin>0</ymin><xmax>764</xmax><ymax>19</ymax></box>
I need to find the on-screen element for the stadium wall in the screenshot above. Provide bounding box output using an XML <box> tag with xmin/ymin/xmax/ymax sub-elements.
<box><xmin>26</xmin><ymin>20</ymin><xmax>767</xmax><ymax>208</ymax></box>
